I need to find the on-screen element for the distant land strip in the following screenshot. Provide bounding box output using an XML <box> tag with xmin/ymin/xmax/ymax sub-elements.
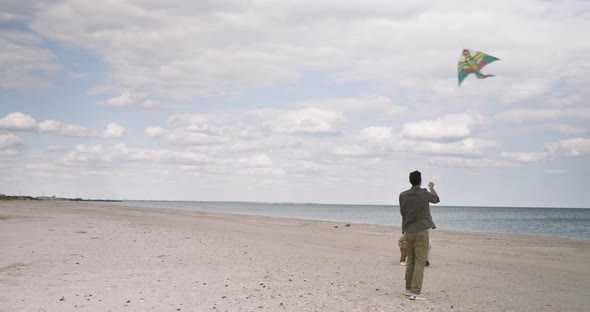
<box><xmin>0</xmin><ymin>194</ymin><xmax>121</xmax><ymax>202</ymax></box>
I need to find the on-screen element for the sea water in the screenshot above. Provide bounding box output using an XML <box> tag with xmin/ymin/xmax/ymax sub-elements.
<box><xmin>103</xmin><ymin>201</ymin><xmax>590</xmax><ymax>240</ymax></box>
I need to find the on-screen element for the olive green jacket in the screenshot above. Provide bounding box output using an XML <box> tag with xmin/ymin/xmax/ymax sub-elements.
<box><xmin>399</xmin><ymin>185</ymin><xmax>440</xmax><ymax>233</ymax></box>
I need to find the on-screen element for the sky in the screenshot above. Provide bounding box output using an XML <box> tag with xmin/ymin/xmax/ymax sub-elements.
<box><xmin>1</xmin><ymin>0</ymin><xmax>589</xmax><ymax>207</ymax></box>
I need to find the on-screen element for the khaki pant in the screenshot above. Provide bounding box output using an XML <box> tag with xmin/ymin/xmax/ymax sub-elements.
<box><xmin>404</xmin><ymin>229</ymin><xmax>429</xmax><ymax>294</ymax></box>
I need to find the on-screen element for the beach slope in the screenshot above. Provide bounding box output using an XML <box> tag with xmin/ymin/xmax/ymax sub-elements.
<box><xmin>1</xmin><ymin>201</ymin><xmax>588</xmax><ymax>312</ymax></box>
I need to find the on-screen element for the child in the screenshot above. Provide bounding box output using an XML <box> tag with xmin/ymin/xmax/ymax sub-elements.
<box><xmin>398</xmin><ymin>234</ymin><xmax>407</xmax><ymax>266</ymax></box>
<box><xmin>399</xmin><ymin>234</ymin><xmax>431</xmax><ymax>267</ymax></box>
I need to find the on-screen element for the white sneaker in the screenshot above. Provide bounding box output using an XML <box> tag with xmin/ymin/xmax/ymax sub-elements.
<box><xmin>404</xmin><ymin>289</ymin><xmax>414</xmax><ymax>296</ymax></box>
<box><xmin>410</xmin><ymin>294</ymin><xmax>427</xmax><ymax>300</ymax></box>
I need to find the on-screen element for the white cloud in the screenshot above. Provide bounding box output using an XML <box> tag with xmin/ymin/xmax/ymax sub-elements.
<box><xmin>145</xmin><ymin>127</ymin><xmax>168</xmax><ymax>138</ymax></box>
<box><xmin>47</xmin><ymin>144</ymin><xmax>65</xmax><ymax>152</ymax></box>
<box><xmin>501</xmin><ymin>152</ymin><xmax>547</xmax><ymax>162</ymax></box>
<box><xmin>428</xmin><ymin>156</ymin><xmax>513</xmax><ymax>168</ymax></box>
<box><xmin>403</xmin><ymin>138</ymin><xmax>497</xmax><ymax>156</ymax></box>
<box><xmin>167</xmin><ymin>112</ymin><xmax>234</xmax><ymax>126</ymax></box>
<box><xmin>68</xmin><ymin>71</ymin><xmax>88</xmax><ymax>79</ymax></box>
<box><xmin>546</xmin><ymin>138</ymin><xmax>590</xmax><ymax>156</ymax></box>
<box><xmin>146</xmin><ymin>125</ymin><xmax>231</xmax><ymax>146</ymax></box>
<box><xmin>264</xmin><ymin>108</ymin><xmax>345</xmax><ymax>135</ymax></box>
<box><xmin>359</xmin><ymin>126</ymin><xmax>394</xmax><ymax>140</ymax></box>
<box><xmin>142</xmin><ymin>99</ymin><xmax>163</xmax><ymax>109</ymax></box>
<box><xmin>61</xmin><ymin>144</ymin><xmax>102</xmax><ymax>163</ymax></box>
<box><xmin>403</xmin><ymin>114</ymin><xmax>485</xmax><ymax>140</ymax></box>
<box><xmin>114</xmin><ymin>144</ymin><xmax>210</xmax><ymax>164</ymax></box>
<box><xmin>0</xmin><ymin>29</ymin><xmax>40</xmax><ymax>45</ymax></box>
<box><xmin>104</xmin><ymin>92</ymin><xmax>138</xmax><ymax>107</ymax></box>
<box><xmin>75</xmin><ymin>144</ymin><xmax>105</xmax><ymax>154</ymax></box>
<box><xmin>38</xmin><ymin>120</ymin><xmax>96</xmax><ymax>137</ymax></box>
<box><xmin>497</xmin><ymin>108</ymin><xmax>590</xmax><ymax>123</ymax></box>
<box><xmin>58</xmin><ymin>143</ymin><xmax>287</xmax><ymax>177</ymax></box>
<box><xmin>87</xmin><ymin>84</ymin><xmax>124</xmax><ymax>95</ymax></box>
<box><xmin>38</xmin><ymin>120</ymin><xmax>68</xmax><ymax>134</ymax></box>
<box><xmin>0</xmin><ymin>1</ymin><xmax>59</xmax><ymax>90</ymax></box>
<box><xmin>332</xmin><ymin>144</ymin><xmax>371</xmax><ymax>157</ymax></box>
<box><xmin>545</xmin><ymin>94</ymin><xmax>584</xmax><ymax>107</ymax></box>
<box><xmin>514</xmin><ymin>124</ymin><xmax>589</xmax><ymax>136</ymax></box>
<box><xmin>499</xmin><ymin>79</ymin><xmax>554</xmax><ymax>104</ymax></box>
<box><xmin>0</xmin><ymin>133</ymin><xmax>23</xmax><ymax>149</ymax></box>
<box><xmin>0</xmin><ymin>1</ymin><xmax>38</xmax><ymax>22</ymax></box>
<box><xmin>0</xmin><ymin>148</ymin><xmax>19</xmax><ymax>160</ymax></box>
<box><xmin>0</xmin><ymin>112</ymin><xmax>37</xmax><ymax>130</ymax></box>
<box><xmin>293</xmin><ymin>95</ymin><xmax>406</xmax><ymax>117</ymax></box>
<box><xmin>145</xmin><ymin>107</ymin><xmax>496</xmax><ymax>169</ymax></box>
<box><xmin>0</xmin><ymin>133</ymin><xmax>22</xmax><ymax>161</ymax></box>
<box><xmin>0</xmin><ymin>30</ymin><xmax>60</xmax><ymax>90</ymax></box>
<box><xmin>334</xmin><ymin>131</ymin><xmax>497</xmax><ymax>158</ymax></box>
<box><xmin>178</xmin><ymin>123</ymin><xmax>265</xmax><ymax>145</ymax></box>
<box><xmin>62</xmin><ymin>143</ymin><xmax>211</xmax><ymax>166</ymax></box>
<box><xmin>236</xmin><ymin>167</ymin><xmax>286</xmax><ymax>176</ymax></box>
<box><xmin>28</xmin><ymin>0</ymin><xmax>590</xmax><ymax>102</ymax></box>
<box><xmin>103</xmin><ymin>123</ymin><xmax>125</xmax><ymax>138</ymax></box>
<box><xmin>236</xmin><ymin>154</ymin><xmax>273</xmax><ymax>167</ymax></box>
<box><xmin>0</xmin><ymin>112</ymin><xmax>124</xmax><ymax>139</ymax></box>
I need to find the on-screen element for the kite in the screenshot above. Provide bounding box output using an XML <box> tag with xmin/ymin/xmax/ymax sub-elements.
<box><xmin>458</xmin><ymin>49</ymin><xmax>500</xmax><ymax>86</ymax></box>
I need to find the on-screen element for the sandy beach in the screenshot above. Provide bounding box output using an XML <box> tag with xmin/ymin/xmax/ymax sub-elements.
<box><xmin>1</xmin><ymin>200</ymin><xmax>589</xmax><ymax>312</ymax></box>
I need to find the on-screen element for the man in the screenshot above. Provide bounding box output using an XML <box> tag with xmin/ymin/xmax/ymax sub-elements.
<box><xmin>399</xmin><ymin>170</ymin><xmax>439</xmax><ymax>300</ymax></box>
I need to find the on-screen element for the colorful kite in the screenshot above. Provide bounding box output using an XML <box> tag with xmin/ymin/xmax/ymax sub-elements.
<box><xmin>458</xmin><ymin>49</ymin><xmax>500</xmax><ymax>86</ymax></box>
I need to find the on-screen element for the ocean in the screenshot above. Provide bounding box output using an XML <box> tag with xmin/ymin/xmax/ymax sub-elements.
<box><xmin>103</xmin><ymin>201</ymin><xmax>590</xmax><ymax>240</ymax></box>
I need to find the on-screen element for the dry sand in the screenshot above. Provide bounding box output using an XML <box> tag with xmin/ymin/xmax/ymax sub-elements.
<box><xmin>1</xmin><ymin>200</ymin><xmax>589</xmax><ymax>312</ymax></box>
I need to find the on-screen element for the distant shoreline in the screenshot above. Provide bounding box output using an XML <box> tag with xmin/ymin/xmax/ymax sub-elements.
<box><xmin>0</xmin><ymin>194</ymin><xmax>122</xmax><ymax>202</ymax></box>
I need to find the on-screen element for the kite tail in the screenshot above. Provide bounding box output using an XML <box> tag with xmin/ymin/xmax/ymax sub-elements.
<box><xmin>475</xmin><ymin>73</ymin><xmax>495</xmax><ymax>79</ymax></box>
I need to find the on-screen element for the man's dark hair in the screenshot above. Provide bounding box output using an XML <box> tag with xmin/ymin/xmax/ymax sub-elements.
<box><xmin>409</xmin><ymin>170</ymin><xmax>421</xmax><ymax>186</ymax></box>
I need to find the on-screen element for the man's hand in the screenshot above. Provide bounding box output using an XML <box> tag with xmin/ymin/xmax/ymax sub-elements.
<box><xmin>428</xmin><ymin>182</ymin><xmax>437</xmax><ymax>195</ymax></box>
<box><xmin>428</xmin><ymin>181</ymin><xmax>439</xmax><ymax>203</ymax></box>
